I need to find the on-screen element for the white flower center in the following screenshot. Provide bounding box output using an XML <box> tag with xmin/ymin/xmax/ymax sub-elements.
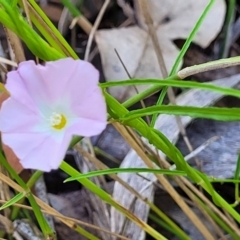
<box><xmin>49</xmin><ymin>112</ymin><xmax>67</xmax><ymax>130</ymax></box>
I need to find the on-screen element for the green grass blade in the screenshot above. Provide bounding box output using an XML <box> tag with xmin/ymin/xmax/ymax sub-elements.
<box><xmin>0</xmin><ymin>192</ymin><xmax>25</xmax><ymax>210</ymax></box>
<box><xmin>0</xmin><ymin>2</ymin><xmax>64</xmax><ymax>60</ymax></box>
<box><xmin>220</xmin><ymin>0</ymin><xmax>236</xmax><ymax>58</ymax></box>
<box><xmin>122</xmin><ymin>106</ymin><xmax>240</xmax><ymax>121</ymax></box>
<box><xmin>209</xmin><ymin>179</ymin><xmax>240</xmax><ymax>183</ymax></box>
<box><xmin>61</xmin><ymin>0</ymin><xmax>81</xmax><ymax>17</ymax></box>
<box><xmin>21</xmin><ymin>0</ymin><xmax>78</xmax><ymax>59</ymax></box>
<box><xmin>100</xmin><ymin>79</ymin><xmax>240</xmax><ymax>99</ymax></box>
<box><xmin>64</xmin><ymin>168</ymin><xmax>187</xmax><ymax>182</ymax></box>
<box><xmin>169</xmin><ymin>0</ymin><xmax>216</xmax><ymax>76</ymax></box>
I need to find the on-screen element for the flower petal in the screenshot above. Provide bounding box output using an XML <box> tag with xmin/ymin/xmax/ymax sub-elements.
<box><xmin>68</xmin><ymin>59</ymin><xmax>100</xmax><ymax>103</ymax></box>
<box><xmin>68</xmin><ymin>86</ymin><xmax>107</xmax><ymax>136</ymax></box>
<box><xmin>0</xmin><ymin>98</ymin><xmax>45</xmax><ymax>133</ymax></box>
<box><xmin>71</xmin><ymin>87</ymin><xmax>107</xmax><ymax>122</ymax></box>
<box><xmin>5</xmin><ymin>71</ymin><xmax>39</xmax><ymax>113</ymax></box>
<box><xmin>68</xmin><ymin>118</ymin><xmax>107</xmax><ymax>137</ymax></box>
<box><xmin>17</xmin><ymin>58</ymin><xmax>99</xmax><ymax>106</ymax></box>
<box><xmin>14</xmin><ymin>60</ymin><xmax>54</xmax><ymax>109</ymax></box>
<box><xmin>2</xmin><ymin>133</ymin><xmax>49</xmax><ymax>163</ymax></box>
<box><xmin>1</xmin><ymin>58</ymin><xmax>107</xmax><ymax>172</ymax></box>
<box><xmin>2</xmin><ymin>131</ymin><xmax>70</xmax><ymax>171</ymax></box>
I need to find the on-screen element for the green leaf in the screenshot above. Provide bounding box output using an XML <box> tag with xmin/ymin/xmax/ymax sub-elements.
<box><xmin>64</xmin><ymin>168</ymin><xmax>187</xmax><ymax>182</ymax></box>
<box><xmin>0</xmin><ymin>2</ymin><xmax>65</xmax><ymax>61</ymax></box>
<box><xmin>209</xmin><ymin>178</ymin><xmax>240</xmax><ymax>183</ymax></box>
<box><xmin>100</xmin><ymin>79</ymin><xmax>240</xmax><ymax>99</ymax></box>
<box><xmin>122</xmin><ymin>106</ymin><xmax>240</xmax><ymax>122</ymax></box>
<box><xmin>0</xmin><ymin>192</ymin><xmax>25</xmax><ymax>210</ymax></box>
<box><xmin>23</xmin><ymin>0</ymin><xmax>78</xmax><ymax>59</ymax></box>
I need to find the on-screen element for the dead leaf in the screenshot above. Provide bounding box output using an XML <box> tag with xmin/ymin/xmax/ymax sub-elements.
<box><xmin>0</xmin><ymin>92</ymin><xmax>23</xmax><ymax>174</ymax></box>
<box><xmin>96</xmin><ymin>0</ymin><xmax>226</xmax><ymax>101</ymax></box>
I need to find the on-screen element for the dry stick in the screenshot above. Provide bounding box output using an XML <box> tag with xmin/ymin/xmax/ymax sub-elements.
<box><xmin>75</xmin><ymin>139</ymin><xmax>186</xmax><ymax>238</ymax></box>
<box><xmin>0</xmin><ymin>200</ymin><xmax>130</xmax><ymax>240</ymax></box>
<box><xmin>176</xmin><ymin>179</ymin><xmax>226</xmax><ymax>240</ymax></box>
<box><xmin>114</xmin><ymin>49</ymin><xmax>151</xmax><ymax>125</ymax></box>
<box><xmin>84</xmin><ymin>0</ymin><xmax>110</xmax><ymax>61</ymax></box>
<box><xmin>170</xmin><ymin>136</ymin><xmax>220</xmax><ymax>170</ymax></box>
<box><xmin>113</xmin><ymin>122</ymin><xmax>215</xmax><ymax>240</ymax></box>
<box><xmin>70</xmin><ymin>15</ymin><xmax>93</xmax><ymax>35</ymax></box>
<box><xmin>159</xmin><ymin>151</ymin><xmax>240</xmax><ymax>237</ymax></box>
<box><xmin>80</xmin><ymin>1</ymin><xmax>109</xmax><ymax>168</ymax></box>
<box><xmin>134</xmin><ymin>153</ymin><xmax>237</xmax><ymax>238</ymax></box>
<box><xmin>4</xmin><ymin>28</ymin><xmax>25</xmax><ymax>63</ymax></box>
<box><xmin>138</xmin><ymin>167</ymin><xmax>239</xmax><ymax>237</ymax></box>
<box><xmin>75</xmin><ymin>144</ymin><xmax>150</xmax><ymax>202</ymax></box>
<box><xmin>0</xmin><ymin>64</ymin><xmax>7</xmax><ymax>74</ymax></box>
<box><xmin>0</xmin><ymin>57</ymin><xmax>17</xmax><ymax>67</ymax></box>
<box><xmin>22</xmin><ymin>0</ymin><xmax>32</xmax><ymax>26</ymax></box>
<box><xmin>222</xmin><ymin>208</ymin><xmax>238</xmax><ymax>227</ymax></box>
<box><xmin>0</xmin><ymin>173</ymin><xmax>130</xmax><ymax>240</ymax></box>
<box><xmin>137</xmin><ymin>0</ymin><xmax>197</xmax><ymax>161</ymax></box>
<box><xmin>183</xmin><ymin>179</ymin><xmax>240</xmax><ymax>236</ymax></box>
<box><xmin>36</xmin><ymin>198</ymin><xmax>128</xmax><ymax>240</ymax></box>
<box><xmin>125</xmin><ymin>126</ymin><xmax>145</xmax><ymax>151</ymax></box>
<box><xmin>125</xmin><ymin>125</ymin><xmax>167</xmax><ymax>170</ymax></box>
<box><xmin>0</xmin><ymin>214</ymin><xmax>12</xmax><ymax>234</ymax></box>
<box><xmin>74</xmin><ymin>145</ymin><xmax>165</xmax><ymax>240</ymax></box>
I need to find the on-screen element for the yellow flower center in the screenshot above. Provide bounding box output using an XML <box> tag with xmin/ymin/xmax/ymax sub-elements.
<box><xmin>50</xmin><ymin>112</ymin><xmax>67</xmax><ymax>130</ymax></box>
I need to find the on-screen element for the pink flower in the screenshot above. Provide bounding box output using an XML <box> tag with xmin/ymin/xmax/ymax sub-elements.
<box><xmin>0</xmin><ymin>58</ymin><xmax>107</xmax><ymax>171</ymax></box>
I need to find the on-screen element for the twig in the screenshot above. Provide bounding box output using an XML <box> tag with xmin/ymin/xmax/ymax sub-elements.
<box><xmin>84</xmin><ymin>0</ymin><xmax>110</xmax><ymax>61</ymax></box>
<box><xmin>114</xmin><ymin>48</ymin><xmax>151</xmax><ymax>125</ymax></box>
<box><xmin>4</xmin><ymin>28</ymin><xmax>25</xmax><ymax>63</ymax></box>
<box><xmin>0</xmin><ymin>198</ymin><xmax>130</xmax><ymax>240</ymax></box>
<box><xmin>69</xmin><ymin>15</ymin><xmax>93</xmax><ymax>35</ymax></box>
<box><xmin>113</xmin><ymin>121</ymin><xmax>215</xmax><ymax>240</ymax></box>
<box><xmin>137</xmin><ymin>0</ymin><xmax>197</xmax><ymax>167</ymax></box>
<box><xmin>0</xmin><ymin>173</ymin><xmax>130</xmax><ymax>240</ymax></box>
<box><xmin>0</xmin><ymin>57</ymin><xmax>17</xmax><ymax>67</ymax></box>
<box><xmin>170</xmin><ymin>136</ymin><xmax>220</xmax><ymax>170</ymax></box>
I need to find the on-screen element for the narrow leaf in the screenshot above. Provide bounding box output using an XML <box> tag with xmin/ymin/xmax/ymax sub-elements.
<box><xmin>100</xmin><ymin>79</ymin><xmax>240</xmax><ymax>99</ymax></box>
<box><xmin>122</xmin><ymin>106</ymin><xmax>240</xmax><ymax>122</ymax></box>
<box><xmin>0</xmin><ymin>192</ymin><xmax>25</xmax><ymax>210</ymax></box>
<box><xmin>64</xmin><ymin>168</ymin><xmax>186</xmax><ymax>182</ymax></box>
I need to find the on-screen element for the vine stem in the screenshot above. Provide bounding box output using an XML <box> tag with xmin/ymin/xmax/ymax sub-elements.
<box><xmin>178</xmin><ymin>56</ymin><xmax>240</xmax><ymax>79</ymax></box>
